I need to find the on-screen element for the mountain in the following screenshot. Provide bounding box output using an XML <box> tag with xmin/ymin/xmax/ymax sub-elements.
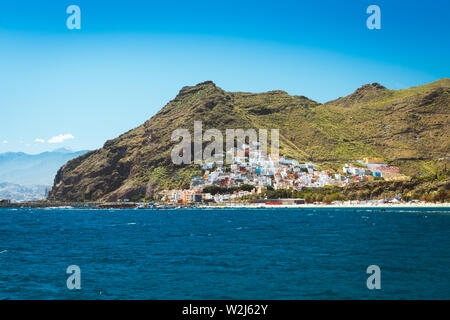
<box><xmin>0</xmin><ymin>182</ymin><xmax>48</xmax><ymax>202</ymax></box>
<box><xmin>48</xmin><ymin>79</ymin><xmax>450</xmax><ymax>202</ymax></box>
<box><xmin>0</xmin><ymin>149</ymin><xmax>90</xmax><ymax>186</ymax></box>
<box><xmin>52</xmin><ymin>148</ymin><xmax>78</xmax><ymax>154</ymax></box>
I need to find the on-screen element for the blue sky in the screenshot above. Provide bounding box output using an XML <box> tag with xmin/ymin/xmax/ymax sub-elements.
<box><xmin>0</xmin><ymin>0</ymin><xmax>449</xmax><ymax>154</ymax></box>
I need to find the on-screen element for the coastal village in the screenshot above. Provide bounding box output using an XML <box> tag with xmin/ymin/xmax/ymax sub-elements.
<box><xmin>158</xmin><ymin>143</ymin><xmax>408</xmax><ymax>205</ymax></box>
<box><xmin>3</xmin><ymin>142</ymin><xmax>444</xmax><ymax>208</ymax></box>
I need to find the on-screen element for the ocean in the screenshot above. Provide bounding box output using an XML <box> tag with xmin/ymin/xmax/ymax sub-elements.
<box><xmin>0</xmin><ymin>207</ymin><xmax>449</xmax><ymax>299</ymax></box>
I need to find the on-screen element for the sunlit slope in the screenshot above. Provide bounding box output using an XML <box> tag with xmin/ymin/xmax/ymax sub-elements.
<box><xmin>48</xmin><ymin>79</ymin><xmax>449</xmax><ymax>201</ymax></box>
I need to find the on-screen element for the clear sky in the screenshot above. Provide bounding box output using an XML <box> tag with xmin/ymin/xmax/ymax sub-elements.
<box><xmin>0</xmin><ymin>0</ymin><xmax>449</xmax><ymax>154</ymax></box>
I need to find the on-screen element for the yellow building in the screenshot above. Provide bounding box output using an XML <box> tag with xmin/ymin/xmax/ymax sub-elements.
<box><xmin>364</xmin><ymin>157</ymin><xmax>384</xmax><ymax>164</ymax></box>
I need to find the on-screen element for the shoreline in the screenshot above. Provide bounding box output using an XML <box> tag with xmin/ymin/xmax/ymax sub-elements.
<box><xmin>1</xmin><ymin>201</ymin><xmax>449</xmax><ymax>209</ymax></box>
<box><xmin>202</xmin><ymin>203</ymin><xmax>450</xmax><ymax>209</ymax></box>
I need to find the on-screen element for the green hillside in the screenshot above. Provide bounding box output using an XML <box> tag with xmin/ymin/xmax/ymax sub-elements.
<box><xmin>48</xmin><ymin>79</ymin><xmax>450</xmax><ymax>201</ymax></box>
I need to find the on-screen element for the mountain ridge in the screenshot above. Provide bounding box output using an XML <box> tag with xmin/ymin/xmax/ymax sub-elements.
<box><xmin>0</xmin><ymin>149</ymin><xmax>90</xmax><ymax>186</ymax></box>
<box><xmin>48</xmin><ymin>79</ymin><xmax>450</xmax><ymax>202</ymax></box>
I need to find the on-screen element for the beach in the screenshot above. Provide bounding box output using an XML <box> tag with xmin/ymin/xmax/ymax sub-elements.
<box><xmin>200</xmin><ymin>202</ymin><xmax>450</xmax><ymax>209</ymax></box>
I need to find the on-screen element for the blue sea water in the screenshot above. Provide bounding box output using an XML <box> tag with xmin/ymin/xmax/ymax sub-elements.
<box><xmin>0</xmin><ymin>207</ymin><xmax>449</xmax><ymax>300</ymax></box>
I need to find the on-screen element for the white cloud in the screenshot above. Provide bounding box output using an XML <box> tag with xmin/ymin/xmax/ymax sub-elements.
<box><xmin>35</xmin><ymin>138</ymin><xmax>45</xmax><ymax>143</ymax></box>
<box><xmin>48</xmin><ymin>134</ymin><xmax>75</xmax><ymax>144</ymax></box>
<box><xmin>1</xmin><ymin>140</ymin><xmax>8</xmax><ymax>144</ymax></box>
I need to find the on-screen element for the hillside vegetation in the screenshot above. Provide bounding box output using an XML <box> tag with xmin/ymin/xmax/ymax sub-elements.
<box><xmin>48</xmin><ymin>79</ymin><xmax>450</xmax><ymax>201</ymax></box>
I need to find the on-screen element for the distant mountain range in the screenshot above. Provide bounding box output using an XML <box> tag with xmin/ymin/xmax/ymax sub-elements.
<box><xmin>0</xmin><ymin>148</ymin><xmax>89</xmax><ymax>202</ymax></box>
<box><xmin>0</xmin><ymin>182</ymin><xmax>49</xmax><ymax>202</ymax></box>
<box><xmin>48</xmin><ymin>79</ymin><xmax>449</xmax><ymax>202</ymax></box>
<box><xmin>0</xmin><ymin>148</ymin><xmax>89</xmax><ymax>185</ymax></box>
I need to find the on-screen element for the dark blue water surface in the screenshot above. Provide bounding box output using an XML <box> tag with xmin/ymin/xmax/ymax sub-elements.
<box><xmin>0</xmin><ymin>207</ymin><xmax>449</xmax><ymax>299</ymax></box>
